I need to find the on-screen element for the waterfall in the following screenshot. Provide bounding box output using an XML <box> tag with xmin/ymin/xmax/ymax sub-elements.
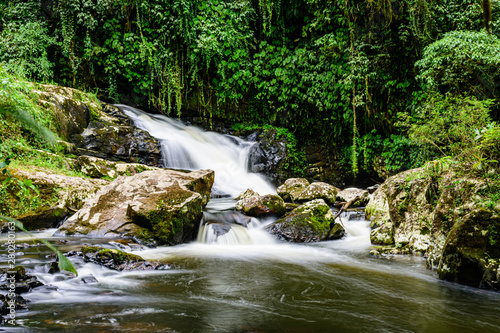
<box><xmin>117</xmin><ymin>104</ymin><xmax>275</xmax><ymax>197</ymax></box>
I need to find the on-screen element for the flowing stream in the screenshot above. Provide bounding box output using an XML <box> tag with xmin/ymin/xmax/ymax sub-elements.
<box><xmin>1</xmin><ymin>106</ymin><xmax>500</xmax><ymax>332</ymax></box>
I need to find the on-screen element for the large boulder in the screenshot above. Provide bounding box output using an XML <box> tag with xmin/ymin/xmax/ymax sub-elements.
<box><xmin>365</xmin><ymin>166</ymin><xmax>500</xmax><ymax>290</ymax></box>
<box><xmin>265</xmin><ymin>199</ymin><xmax>345</xmax><ymax>242</ymax></box>
<box><xmin>55</xmin><ymin>169</ymin><xmax>214</xmax><ymax>245</ymax></box>
<box><xmin>0</xmin><ymin>169</ymin><xmax>108</xmax><ymax>230</ymax></box>
<box><xmin>437</xmin><ymin>209</ymin><xmax>500</xmax><ymax>289</ymax></box>
<box><xmin>235</xmin><ymin>194</ymin><xmax>286</xmax><ymax>217</ymax></box>
<box><xmin>277</xmin><ymin>178</ymin><xmax>310</xmax><ymax>202</ymax></box>
<box><xmin>295</xmin><ymin>182</ymin><xmax>338</xmax><ymax>205</ymax></box>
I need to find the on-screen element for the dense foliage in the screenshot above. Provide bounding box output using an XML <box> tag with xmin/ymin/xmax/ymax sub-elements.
<box><xmin>1</xmin><ymin>0</ymin><xmax>499</xmax><ymax>179</ymax></box>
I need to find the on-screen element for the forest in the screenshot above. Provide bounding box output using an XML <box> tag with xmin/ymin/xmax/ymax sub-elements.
<box><xmin>1</xmin><ymin>0</ymin><xmax>499</xmax><ymax>181</ymax></box>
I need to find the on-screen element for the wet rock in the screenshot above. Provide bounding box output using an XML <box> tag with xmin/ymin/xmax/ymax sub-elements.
<box><xmin>207</xmin><ymin>222</ymin><xmax>232</xmax><ymax>237</ymax></box>
<box><xmin>265</xmin><ymin>199</ymin><xmax>345</xmax><ymax>243</ymax></box>
<box><xmin>366</xmin><ymin>166</ymin><xmax>500</xmax><ymax>290</ymax></box>
<box><xmin>0</xmin><ymin>294</ymin><xmax>29</xmax><ymax>315</ymax></box>
<box><xmin>0</xmin><ymin>266</ymin><xmax>44</xmax><ymax>294</ymax></box>
<box><xmin>74</xmin><ymin>155</ymin><xmax>161</xmax><ymax>179</ymax></box>
<box><xmin>78</xmin><ymin>246</ymin><xmax>171</xmax><ymax>271</ymax></box>
<box><xmin>295</xmin><ymin>182</ymin><xmax>338</xmax><ymax>205</ymax></box>
<box><xmin>247</xmin><ymin>128</ymin><xmax>288</xmax><ymax>182</ymax></box>
<box><xmin>48</xmin><ymin>261</ymin><xmax>60</xmax><ymax>274</ymax></box>
<box><xmin>277</xmin><ymin>178</ymin><xmax>310</xmax><ymax>202</ymax></box>
<box><xmin>337</xmin><ymin>188</ymin><xmax>369</xmax><ymax>207</ymax></box>
<box><xmin>235</xmin><ymin>188</ymin><xmax>259</xmax><ymax>201</ymax></box>
<box><xmin>80</xmin><ymin>274</ymin><xmax>99</xmax><ymax>284</ymax></box>
<box><xmin>437</xmin><ymin>209</ymin><xmax>500</xmax><ymax>289</ymax></box>
<box><xmin>235</xmin><ymin>194</ymin><xmax>286</xmax><ymax>217</ymax></box>
<box><xmin>56</xmin><ymin>169</ymin><xmax>214</xmax><ymax>245</ymax></box>
<box><xmin>73</xmin><ymin>122</ymin><xmax>163</xmax><ymax>167</ymax></box>
<box><xmin>33</xmin><ymin>284</ymin><xmax>59</xmax><ymax>293</ymax></box>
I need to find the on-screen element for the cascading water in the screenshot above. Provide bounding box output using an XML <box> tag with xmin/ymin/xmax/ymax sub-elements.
<box><xmin>116</xmin><ymin>104</ymin><xmax>275</xmax><ymax>197</ymax></box>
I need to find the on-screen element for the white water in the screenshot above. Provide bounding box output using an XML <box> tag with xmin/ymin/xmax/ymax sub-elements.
<box><xmin>117</xmin><ymin>104</ymin><xmax>275</xmax><ymax>197</ymax></box>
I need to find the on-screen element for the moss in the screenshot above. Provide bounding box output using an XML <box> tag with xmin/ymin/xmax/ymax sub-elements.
<box><xmin>81</xmin><ymin>246</ymin><xmax>143</xmax><ymax>264</ymax></box>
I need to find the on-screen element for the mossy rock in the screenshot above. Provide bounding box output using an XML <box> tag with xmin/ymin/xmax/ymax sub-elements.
<box><xmin>80</xmin><ymin>245</ymin><xmax>170</xmax><ymax>271</ymax></box>
<box><xmin>277</xmin><ymin>178</ymin><xmax>310</xmax><ymax>202</ymax></box>
<box><xmin>265</xmin><ymin>199</ymin><xmax>345</xmax><ymax>243</ymax></box>
<box><xmin>295</xmin><ymin>182</ymin><xmax>338</xmax><ymax>205</ymax></box>
<box><xmin>437</xmin><ymin>208</ymin><xmax>500</xmax><ymax>289</ymax></box>
<box><xmin>235</xmin><ymin>194</ymin><xmax>286</xmax><ymax>217</ymax></box>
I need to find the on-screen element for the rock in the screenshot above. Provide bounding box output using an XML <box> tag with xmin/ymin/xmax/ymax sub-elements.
<box><xmin>56</xmin><ymin>169</ymin><xmax>214</xmax><ymax>245</ymax></box>
<box><xmin>337</xmin><ymin>188</ymin><xmax>369</xmax><ymax>207</ymax></box>
<box><xmin>79</xmin><ymin>246</ymin><xmax>171</xmax><ymax>271</ymax></box>
<box><xmin>73</xmin><ymin>121</ymin><xmax>163</xmax><ymax>167</ymax></box>
<box><xmin>235</xmin><ymin>188</ymin><xmax>260</xmax><ymax>201</ymax></box>
<box><xmin>277</xmin><ymin>178</ymin><xmax>310</xmax><ymax>202</ymax></box>
<box><xmin>35</xmin><ymin>84</ymin><xmax>94</xmax><ymax>141</ymax></box>
<box><xmin>74</xmin><ymin>155</ymin><xmax>161</xmax><ymax>179</ymax></box>
<box><xmin>48</xmin><ymin>261</ymin><xmax>60</xmax><ymax>274</ymax></box>
<box><xmin>437</xmin><ymin>209</ymin><xmax>500</xmax><ymax>289</ymax></box>
<box><xmin>81</xmin><ymin>275</ymin><xmax>99</xmax><ymax>284</ymax></box>
<box><xmin>0</xmin><ymin>294</ymin><xmax>29</xmax><ymax>315</ymax></box>
<box><xmin>370</xmin><ymin>222</ymin><xmax>395</xmax><ymax>246</ymax></box>
<box><xmin>235</xmin><ymin>194</ymin><xmax>286</xmax><ymax>217</ymax></box>
<box><xmin>295</xmin><ymin>182</ymin><xmax>338</xmax><ymax>205</ymax></box>
<box><xmin>285</xmin><ymin>203</ymin><xmax>300</xmax><ymax>211</ymax></box>
<box><xmin>0</xmin><ymin>266</ymin><xmax>44</xmax><ymax>294</ymax></box>
<box><xmin>365</xmin><ymin>166</ymin><xmax>500</xmax><ymax>290</ymax></box>
<box><xmin>265</xmin><ymin>199</ymin><xmax>345</xmax><ymax>243</ymax></box>
<box><xmin>206</xmin><ymin>222</ymin><xmax>232</xmax><ymax>237</ymax></box>
<box><xmin>246</xmin><ymin>128</ymin><xmax>288</xmax><ymax>182</ymax></box>
<box><xmin>3</xmin><ymin>169</ymin><xmax>108</xmax><ymax>229</ymax></box>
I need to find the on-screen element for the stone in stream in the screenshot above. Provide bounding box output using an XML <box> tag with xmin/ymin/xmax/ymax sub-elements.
<box><xmin>277</xmin><ymin>178</ymin><xmax>310</xmax><ymax>202</ymax></box>
<box><xmin>0</xmin><ymin>294</ymin><xmax>29</xmax><ymax>315</ymax></box>
<box><xmin>55</xmin><ymin>169</ymin><xmax>214</xmax><ymax>246</ymax></box>
<box><xmin>235</xmin><ymin>194</ymin><xmax>286</xmax><ymax>217</ymax></box>
<box><xmin>265</xmin><ymin>199</ymin><xmax>345</xmax><ymax>243</ymax></box>
<box><xmin>0</xmin><ymin>266</ymin><xmax>44</xmax><ymax>294</ymax></box>
<box><xmin>295</xmin><ymin>182</ymin><xmax>339</xmax><ymax>205</ymax></box>
<box><xmin>74</xmin><ymin>246</ymin><xmax>170</xmax><ymax>271</ymax></box>
<box><xmin>71</xmin><ymin>104</ymin><xmax>163</xmax><ymax>167</ymax></box>
<box><xmin>277</xmin><ymin>178</ymin><xmax>339</xmax><ymax>205</ymax></box>
<box><xmin>235</xmin><ymin>188</ymin><xmax>259</xmax><ymax>200</ymax></box>
<box><xmin>438</xmin><ymin>208</ymin><xmax>500</xmax><ymax>290</ymax></box>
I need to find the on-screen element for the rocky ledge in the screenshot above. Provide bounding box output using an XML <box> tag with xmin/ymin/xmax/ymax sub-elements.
<box><xmin>366</xmin><ymin>168</ymin><xmax>500</xmax><ymax>290</ymax></box>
